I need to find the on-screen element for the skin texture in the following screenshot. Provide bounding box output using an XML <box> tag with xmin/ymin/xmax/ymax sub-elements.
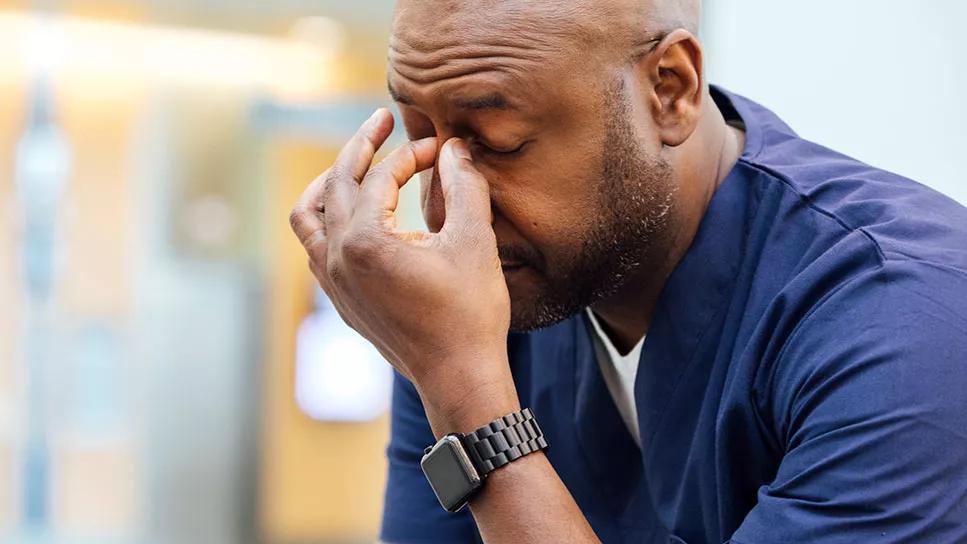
<box><xmin>289</xmin><ymin>0</ymin><xmax>744</xmax><ymax>542</ymax></box>
<box><xmin>389</xmin><ymin>0</ymin><xmax>739</xmax><ymax>350</ymax></box>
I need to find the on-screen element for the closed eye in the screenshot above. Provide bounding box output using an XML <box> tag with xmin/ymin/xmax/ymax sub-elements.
<box><xmin>471</xmin><ymin>138</ymin><xmax>528</xmax><ymax>158</ymax></box>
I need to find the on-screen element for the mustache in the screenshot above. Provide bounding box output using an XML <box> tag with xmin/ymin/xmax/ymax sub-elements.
<box><xmin>498</xmin><ymin>244</ymin><xmax>544</xmax><ymax>271</ymax></box>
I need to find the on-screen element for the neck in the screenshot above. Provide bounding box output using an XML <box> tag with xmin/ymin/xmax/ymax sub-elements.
<box><xmin>589</xmin><ymin>89</ymin><xmax>745</xmax><ymax>353</ymax></box>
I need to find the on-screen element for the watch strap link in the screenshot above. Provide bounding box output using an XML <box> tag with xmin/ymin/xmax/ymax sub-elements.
<box><xmin>461</xmin><ymin>408</ymin><xmax>547</xmax><ymax>476</ymax></box>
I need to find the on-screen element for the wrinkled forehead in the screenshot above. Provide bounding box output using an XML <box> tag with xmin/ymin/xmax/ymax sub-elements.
<box><xmin>389</xmin><ymin>1</ymin><xmax>613</xmax><ymax>108</ymax></box>
<box><xmin>388</xmin><ymin>22</ymin><xmax>553</xmax><ymax>92</ymax></box>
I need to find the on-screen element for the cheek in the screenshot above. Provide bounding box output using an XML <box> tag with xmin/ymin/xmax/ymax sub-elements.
<box><xmin>489</xmin><ymin>161</ymin><xmax>599</xmax><ymax>257</ymax></box>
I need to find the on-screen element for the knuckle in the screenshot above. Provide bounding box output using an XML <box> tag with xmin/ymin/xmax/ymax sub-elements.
<box><xmin>341</xmin><ymin>230</ymin><xmax>381</xmax><ymax>263</ymax></box>
<box><xmin>288</xmin><ymin>206</ymin><xmax>307</xmax><ymax>232</ymax></box>
<box><xmin>398</xmin><ymin>142</ymin><xmax>420</xmax><ymax>174</ymax></box>
<box><xmin>331</xmin><ymin>161</ymin><xmax>363</xmax><ymax>185</ymax></box>
<box><xmin>326</xmin><ymin>163</ymin><xmax>347</xmax><ymax>182</ymax></box>
<box><xmin>321</xmin><ymin>175</ymin><xmax>339</xmax><ymax>200</ymax></box>
<box><xmin>402</xmin><ymin>141</ymin><xmax>419</xmax><ymax>162</ymax></box>
<box><xmin>314</xmin><ymin>168</ymin><xmax>331</xmax><ymax>184</ymax></box>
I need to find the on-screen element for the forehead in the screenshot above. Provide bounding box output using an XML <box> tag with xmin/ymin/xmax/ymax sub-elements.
<box><xmin>388</xmin><ymin>2</ymin><xmax>595</xmax><ymax>108</ymax></box>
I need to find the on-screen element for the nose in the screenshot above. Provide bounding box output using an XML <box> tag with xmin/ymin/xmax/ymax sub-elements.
<box><xmin>421</xmin><ymin>136</ymin><xmax>450</xmax><ymax>233</ymax></box>
<box><xmin>422</xmin><ymin>162</ymin><xmax>446</xmax><ymax>233</ymax></box>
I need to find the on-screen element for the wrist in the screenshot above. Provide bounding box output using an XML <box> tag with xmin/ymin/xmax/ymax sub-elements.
<box><xmin>414</xmin><ymin>352</ymin><xmax>520</xmax><ymax>438</ymax></box>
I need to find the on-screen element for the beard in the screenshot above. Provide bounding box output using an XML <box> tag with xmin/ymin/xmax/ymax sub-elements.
<box><xmin>508</xmin><ymin>85</ymin><xmax>677</xmax><ymax>332</ymax></box>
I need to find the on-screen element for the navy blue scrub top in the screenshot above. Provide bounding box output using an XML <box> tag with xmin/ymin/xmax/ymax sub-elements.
<box><xmin>380</xmin><ymin>87</ymin><xmax>967</xmax><ymax>543</ymax></box>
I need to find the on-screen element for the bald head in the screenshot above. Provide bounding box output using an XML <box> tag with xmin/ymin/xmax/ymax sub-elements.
<box><xmin>391</xmin><ymin>0</ymin><xmax>700</xmax><ymax>65</ymax></box>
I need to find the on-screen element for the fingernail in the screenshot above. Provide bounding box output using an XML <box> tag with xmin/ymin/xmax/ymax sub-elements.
<box><xmin>449</xmin><ymin>139</ymin><xmax>471</xmax><ymax>160</ymax></box>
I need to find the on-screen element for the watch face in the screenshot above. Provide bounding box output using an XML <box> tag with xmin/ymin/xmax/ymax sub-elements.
<box><xmin>420</xmin><ymin>435</ymin><xmax>481</xmax><ymax>512</ymax></box>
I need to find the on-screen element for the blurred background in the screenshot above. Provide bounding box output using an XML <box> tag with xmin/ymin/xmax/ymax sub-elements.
<box><xmin>0</xmin><ymin>1</ymin><xmax>964</xmax><ymax>543</ymax></box>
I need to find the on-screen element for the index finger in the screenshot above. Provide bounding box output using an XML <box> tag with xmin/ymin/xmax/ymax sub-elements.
<box><xmin>354</xmin><ymin>137</ymin><xmax>438</xmax><ymax>226</ymax></box>
<box><xmin>323</xmin><ymin>108</ymin><xmax>395</xmax><ymax>231</ymax></box>
<box><xmin>290</xmin><ymin>167</ymin><xmax>329</xmax><ymax>246</ymax></box>
<box><xmin>437</xmin><ymin>138</ymin><xmax>493</xmax><ymax>232</ymax></box>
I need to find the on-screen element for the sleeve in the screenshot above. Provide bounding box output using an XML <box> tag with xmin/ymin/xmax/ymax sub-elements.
<box><xmin>732</xmin><ymin>266</ymin><xmax>967</xmax><ymax>543</ymax></box>
<box><xmin>380</xmin><ymin>371</ymin><xmax>482</xmax><ymax>544</ymax></box>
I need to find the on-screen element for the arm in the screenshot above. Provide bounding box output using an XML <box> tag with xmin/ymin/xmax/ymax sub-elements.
<box><xmin>732</xmin><ymin>269</ymin><xmax>967</xmax><ymax>543</ymax></box>
<box><xmin>420</xmin><ymin>371</ymin><xmax>598</xmax><ymax>543</ymax></box>
<box><xmin>381</xmin><ymin>373</ymin><xmax>481</xmax><ymax>543</ymax></box>
<box><xmin>290</xmin><ymin>110</ymin><xmax>599</xmax><ymax>543</ymax></box>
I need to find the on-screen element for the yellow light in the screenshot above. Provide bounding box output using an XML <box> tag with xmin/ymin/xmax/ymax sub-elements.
<box><xmin>0</xmin><ymin>10</ymin><xmax>343</xmax><ymax>100</ymax></box>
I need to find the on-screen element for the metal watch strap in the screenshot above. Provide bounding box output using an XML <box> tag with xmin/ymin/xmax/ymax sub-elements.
<box><xmin>461</xmin><ymin>408</ymin><xmax>548</xmax><ymax>476</ymax></box>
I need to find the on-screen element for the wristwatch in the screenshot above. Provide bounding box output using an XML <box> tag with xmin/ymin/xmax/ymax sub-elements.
<box><xmin>420</xmin><ymin>408</ymin><xmax>548</xmax><ymax>512</ymax></box>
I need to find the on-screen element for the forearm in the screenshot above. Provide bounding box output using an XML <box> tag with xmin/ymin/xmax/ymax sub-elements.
<box><xmin>417</xmin><ymin>357</ymin><xmax>600</xmax><ymax>544</ymax></box>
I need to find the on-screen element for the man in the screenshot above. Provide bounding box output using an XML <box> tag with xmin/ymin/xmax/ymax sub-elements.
<box><xmin>288</xmin><ymin>0</ymin><xmax>967</xmax><ymax>542</ymax></box>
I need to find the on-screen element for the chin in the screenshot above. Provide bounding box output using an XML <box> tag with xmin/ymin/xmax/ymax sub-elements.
<box><xmin>507</xmin><ymin>287</ymin><xmax>581</xmax><ymax>333</ymax></box>
<box><xmin>506</xmin><ymin>277</ymin><xmax>543</xmax><ymax>332</ymax></box>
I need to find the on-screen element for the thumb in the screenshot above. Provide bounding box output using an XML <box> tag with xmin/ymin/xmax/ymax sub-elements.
<box><xmin>438</xmin><ymin>138</ymin><xmax>493</xmax><ymax>235</ymax></box>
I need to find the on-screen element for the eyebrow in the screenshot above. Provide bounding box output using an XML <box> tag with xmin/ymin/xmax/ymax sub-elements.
<box><xmin>388</xmin><ymin>81</ymin><xmax>515</xmax><ymax>111</ymax></box>
<box><xmin>387</xmin><ymin>82</ymin><xmax>414</xmax><ymax>105</ymax></box>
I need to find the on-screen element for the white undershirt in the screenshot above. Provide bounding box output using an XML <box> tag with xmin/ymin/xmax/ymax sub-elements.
<box><xmin>585</xmin><ymin>309</ymin><xmax>645</xmax><ymax>447</ymax></box>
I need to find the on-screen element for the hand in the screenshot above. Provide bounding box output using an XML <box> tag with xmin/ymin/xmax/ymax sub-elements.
<box><xmin>289</xmin><ymin>109</ymin><xmax>514</xmax><ymax>424</ymax></box>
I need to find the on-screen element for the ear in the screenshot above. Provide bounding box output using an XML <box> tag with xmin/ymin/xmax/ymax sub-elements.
<box><xmin>635</xmin><ymin>29</ymin><xmax>704</xmax><ymax>147</ymax></box>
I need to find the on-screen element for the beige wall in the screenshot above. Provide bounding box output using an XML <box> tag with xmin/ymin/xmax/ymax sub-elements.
<box><xmin>259</xmin><ymin>141</ymin><xmax>391</xmax><ymax>543</ymax></box>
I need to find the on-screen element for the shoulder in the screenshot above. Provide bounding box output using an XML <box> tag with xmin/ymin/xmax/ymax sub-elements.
<box><xmin>723</xmin><ymin>89</ymin><xmax>967</xmax><ymax>379</ymax></box>
<box><xmin>734</xmin><ymin>93</ymin><xmax>967</xmax><ymax>276</ymax></box>
<box><xmin>759</xmin><ymin>258</ymin><xmax>967</xmax><ymax>447</ymax></box>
